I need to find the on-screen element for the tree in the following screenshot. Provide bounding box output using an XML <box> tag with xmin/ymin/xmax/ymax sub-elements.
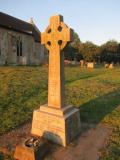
<box><xmin>79</xmin><ymin>41</ymin><xmax>100</xmax><ymax>62</ymax></box>
<box><xmin>64</xmin><ymin>32</ymin><xmax>120</xmax><ymax>64</ymax></box>
<box><xmin>100</xmin><ymin>40</ymin><xmax>119</xmax><ymax>63</ymax></box>
<box><xmin>64</xmin><ymin>31</ymin><xmax>82</xmax><ymax>61</ymax></box>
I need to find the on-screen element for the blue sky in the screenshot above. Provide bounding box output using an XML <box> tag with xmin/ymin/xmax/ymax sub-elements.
<box><xmin>0</xmin><ymin>0</ymin><xmax>120</xmax><ymax>45</ymax></box>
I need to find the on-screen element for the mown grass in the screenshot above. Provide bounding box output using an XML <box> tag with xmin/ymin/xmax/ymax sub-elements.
<box><xmin>0</xmin><ymin>66</ymin><xmax>120</xmax><ymax>159</ymax></box>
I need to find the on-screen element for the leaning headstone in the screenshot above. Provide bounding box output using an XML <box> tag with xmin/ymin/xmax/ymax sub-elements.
<box><xmin>87</xmin><ymin>62</ymin><xmax>94</xmax><ymax>68</ymax></box>
<box><xmin>64</xmin><ymin>59</ymin><xmax>71</xmax><ymax>65</ymax></box>
<box><xmin>105</xmin><ymin>63</ymin><xmax>109</xmax><ymax>68</ymax></box>
<box><xmin>31</xmin><ymin>15</ymin><xmax>81</xmax><ymax>146</ymax></box>
<box><xmin>14</xmin><ymin>138</ymin><xmax>49</xmax><ymax>160</ymax></box>
<box><xmin>109</xmin><ymin>63</ymin><xmax>114</xmax><ymax>68</ymax></box>
<box><xmin>80</xmin><ymin>60</ymin><xmax>84</xmax><ymax>67</ymax></box>
<box><xmin>71</xmin><ymin>60</ymin><xmax>76</xmax><ymax>65</ymax></box>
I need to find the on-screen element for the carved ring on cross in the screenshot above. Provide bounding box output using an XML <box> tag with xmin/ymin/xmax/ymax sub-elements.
<box><xmin>41</xmin><ymin>15</ymin><xmax>73</xmax><ymax>51</ymax></box>
<box><xmin>44</xmin><ymin>23</ymin><xmax>69</xmax><ymax>51</ymax></box>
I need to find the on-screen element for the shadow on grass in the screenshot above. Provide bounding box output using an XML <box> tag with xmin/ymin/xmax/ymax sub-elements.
<box><xmin>65</xmin><ymin>75</ymin><xmax>95</xmax><ymax>84</ymax></box>
<box><xmin>65</xmin><ymin>67</ymin><xmax>108</xmax><ymax>85</ymax></box>
<box><xmin>79</xmin><ymin>89</ymin><xmax>120</xmax><ymax>125</ymax></box>
<box><xmin>65</xmin><ymin>72</ymin><xmax>104</xmax><ymax>84</ymax></box>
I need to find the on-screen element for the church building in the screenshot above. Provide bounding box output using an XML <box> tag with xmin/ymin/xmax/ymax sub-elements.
<box><xmin>0</xmin><ymin>12</ymin><xmax>48</xmax><ymax>65</ymax></box>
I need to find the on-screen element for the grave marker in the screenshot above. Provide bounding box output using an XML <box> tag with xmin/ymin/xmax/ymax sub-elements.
<box><xmin>31</xmin><ymin>15</ymin><xmax>81</xmax><ymax>146</ymax></box>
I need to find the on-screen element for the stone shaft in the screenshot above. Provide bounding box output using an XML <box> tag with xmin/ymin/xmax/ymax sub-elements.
<box><xmin>48</xmin><ymin>48</ymin><xmax>65</xmax><ymax>108</ymax></box>
<box><xmin>41</xmin><ymin>15</ymin><xmax>73</xmax><ymax>109</ymax></box>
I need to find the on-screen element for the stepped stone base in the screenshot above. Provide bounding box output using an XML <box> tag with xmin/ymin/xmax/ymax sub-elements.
<box><xmin>31</xmin><ymin>105</ymin><xmax>81</xmax><ymax>146</ymax></box>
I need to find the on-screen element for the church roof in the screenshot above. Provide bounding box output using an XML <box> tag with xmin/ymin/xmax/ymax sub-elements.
<box><xmin>0</xmin><ymin>12</ymin><xmax>41</xmax><ymax>42</ymax></box>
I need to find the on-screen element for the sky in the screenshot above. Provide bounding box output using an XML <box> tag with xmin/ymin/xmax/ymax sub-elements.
<box><xmin>0</xmin><ymin>0</ymin><xmax>120</xmax><ymax>45</ymax></box>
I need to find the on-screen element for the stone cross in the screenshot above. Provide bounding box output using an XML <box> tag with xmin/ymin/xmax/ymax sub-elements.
<box><xmin>41</xmin><ymin>15</ymin><xmax>73</xmax><ymax>109</ymax></box>
<box><xmin>31</xmin><ymin>16</ymin><xmax>80</xmax><ymax>146</ymax></box>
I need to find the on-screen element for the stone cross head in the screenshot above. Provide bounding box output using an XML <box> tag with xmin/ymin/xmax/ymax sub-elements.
<box><xmin>41</xmin><ymin>15</ymin><xmax>73</xmax><ymax>51</ymax></box>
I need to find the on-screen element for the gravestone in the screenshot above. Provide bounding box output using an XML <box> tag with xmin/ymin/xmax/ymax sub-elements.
<box><xmin>109</xmin><ymin>63</ymin><xmax>114</xmax><ymax>68</ymax></box>
<box><xmin>87</xmin><ymin>62</ymin><xmax>94</xmax><ymax>68</ymax></box>
<box><xmin>105</xmin><ymin>63</ymin><xmax>109</xmax><ymax>68</ymax></box>
<box><xmin>14</xmin><ymin>138</ymin><xmax>49</xmax><ymax>160</ymax></box>
<box><xmin>105</xmin><ymin>63</ymin><xmax>114</xmax><ymax>68</ymax></box>
<box><xmin>31</xmin><ymin>15</ymin><xmax>81</xmax><ymax>146</ymax></box>
<box><xmin>80</xmin><ymin>60</ymin><xmax>84</xmax><ymax>67</ymax></box>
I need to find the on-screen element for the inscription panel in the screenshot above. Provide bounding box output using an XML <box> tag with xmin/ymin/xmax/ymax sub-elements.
<box><xmin>33</xmin><ymin>112</ymin><xmax>64</xmax><ymax>135</ymax></box>
<box><xmin>31</xmin><ymin>108</ymin><xmax>81</xmax><ymax>146</ymax></box>
<box><xmin>49</xmin><ymin>81</ymin><xmax>57</xmax><ymax>97</ymax></box>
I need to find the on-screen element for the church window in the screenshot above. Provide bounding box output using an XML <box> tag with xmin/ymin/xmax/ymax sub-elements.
<box><xmin>17</xmin><ymin>41</ymin><xmax>19</xmax><ymax>56</ymax></box>
<box><xmin>20</xmin><ymin>41</ymin><xmax>22</xmax><ymax>56</ymax></box>
<box><xmin>0</xmin><ymin>38</ymin><xmax>1</xmax><ymax>56</ymax></box>
<box><xmin>17</xmin><ymin>40</ymin><xmax>22</xmax><ymax>57</ymax></box>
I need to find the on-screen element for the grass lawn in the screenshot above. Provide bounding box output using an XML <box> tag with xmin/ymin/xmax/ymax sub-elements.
<box><xmin>0</xmin><ymin>66</ymin><xmax>120</xmax><ymax>159</ymax></box>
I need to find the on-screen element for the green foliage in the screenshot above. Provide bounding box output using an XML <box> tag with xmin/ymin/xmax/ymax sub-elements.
<box><xmin>100</xmin><ymin>40</ymin><xmax>119</xmax><ymax>63</ymax></box>
<box><xmin>0</xmin><ymin>154</ymin><xmax>13</xmax><ymax>160</ymax></box>
<box><xmin>64</xmin><ymin>30</ymin><xmax>82</xmax><ymax>60</ymax></box>
<box><xmin>0</xmin><ymin>66</ymin><xmax>48</xmax><ymax>133</ymax></box>
<box><xmin>79</xmin><ymin>41</ymin><xmax>100</xmax><ymax>62</ymax></box>
<box><xmin>102</xmin><ymin>40</ymin><xmax>118</xmax><ymax>53</ymax></box>
<box><xmin>0</xmin><ymin>153</ymin><xmax>4</xmax><ymax>160</ymax></box>
<box><xmin>64</xmin><ymin>30</ymin><xmax>120</xmax><ymax>63</ymax></box>
<box><xmin>70</xmin><ymin>31</ymin><xmax>81</xmax><ymax>49</ymax></box>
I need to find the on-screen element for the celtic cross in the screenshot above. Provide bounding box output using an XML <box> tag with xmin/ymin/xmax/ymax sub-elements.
<box><xmin>41</xmin><ymin>15</ymin><xmax>73</xmax><ymax>109</ymax></box>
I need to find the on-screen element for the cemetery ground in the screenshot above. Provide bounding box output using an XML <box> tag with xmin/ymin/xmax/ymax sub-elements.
<box><xmin>0</xmin><ymin>66</ymin><xmax>120</xmax><ymax>160</ymax></box>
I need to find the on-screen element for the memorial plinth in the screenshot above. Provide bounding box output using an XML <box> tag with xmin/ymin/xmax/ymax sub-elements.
<box><xmin>31</xmin><ymin>15</ymin><xmax>81</xmax><ymax>146</ymax></box>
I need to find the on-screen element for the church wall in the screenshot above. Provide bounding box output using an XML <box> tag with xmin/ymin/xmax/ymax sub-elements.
<box><xmin>0</xmin><ymin>27</ymin><xmax>48</xmax><ymax>65</ymax></box>
<box><xmin>32</xmin><ymin>43</ymin><xmax>48</xmax><ymax>65</ymax></box>
<box><xmin>0</xmin><ymin>28</ymin><xmax>8</xmax><ymax>65</ymax></box>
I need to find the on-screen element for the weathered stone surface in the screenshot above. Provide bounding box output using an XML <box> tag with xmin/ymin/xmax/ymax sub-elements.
<box><xmin>105</xmin><ymin>63</ymin><xmax>109</xmax><ymax>68</ymax></box>
<box><xmin>0</xmin><ymin>27</ymin><xmax>48</xmax><ymax>65</ymax></box>
<box><xmin>31</xmin><ymin>105</ymin><xmax>81</xmax><ymax>146</ymax></box>
<box><xmin>105</xmin><ymin>63</ymin><xmax>114</xmax><ymax>68</ymax></box>
<box><xmin>41</xmin><ymin>15</ymin><xmax>73</xmax><ymax>109</ymax></box>
<box><xmin>80</xmin><ymin>60</ymin><xmax>84</xmax><ymax>67</ymax></box>
<box><xmin>109</xmin><ymin>63</ymin><xmax>114</xmax><ymax>68</ymax></box>
<box><xmin>31</xmin><ymin>15</ymin><xmax>81</xmax><ymax>146</ymax></box>
<box><xmin>87</xmin><ymin>62</ymin><xmax>94</xmax><ymax>68</ymax></box>
<box><xmin>14</xmin><ymin>138</ymin><xmax>49</xmax><ymax>160</ymax></box>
